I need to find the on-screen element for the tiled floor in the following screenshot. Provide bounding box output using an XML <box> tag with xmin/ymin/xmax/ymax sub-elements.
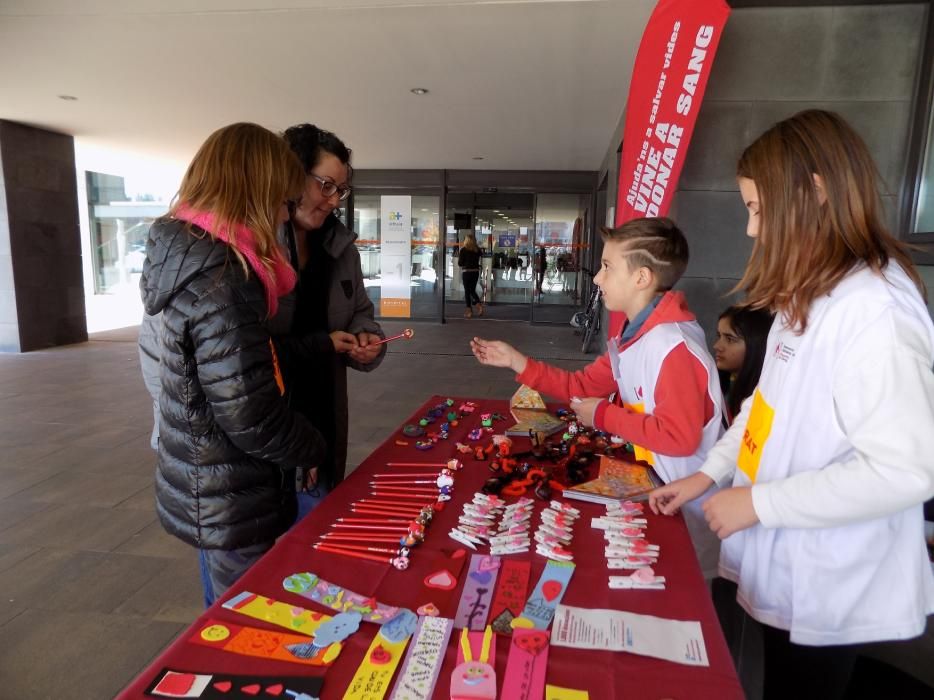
<box><xmin>0</xmin><ymin>318</ymin><xmax>931</xmax><ymax>699</ymax></box>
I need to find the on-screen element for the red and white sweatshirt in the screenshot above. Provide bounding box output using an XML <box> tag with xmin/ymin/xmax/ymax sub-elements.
<box><xmin>517</xmin><ymin>291</ymin><xmax>719</xmax><ymax>463</ymax></box>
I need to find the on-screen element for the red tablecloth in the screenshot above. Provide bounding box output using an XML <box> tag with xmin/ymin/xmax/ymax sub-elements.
<box><xmin>118</xmin><ymin>396</ymin><xmax>742</xmax><ymax>699</ymax></box>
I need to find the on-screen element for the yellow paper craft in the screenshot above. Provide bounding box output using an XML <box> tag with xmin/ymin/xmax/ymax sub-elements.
<box><xmin>511</xmin><ymin>384</ymin><xmax>547</xmax><ymax>411</ymax></box>
<box><xmin>545</xmin><ymin>686</ymin><xmax>590</xmax><ymax>700</ymax></box>
<box><xmin>343</xmin><ymin>610</ymin><xmax>418</xmax><ymax>700</ymax></box>
<box><xmin>222</xmin><ymin>590</ymin><xmax>332</xmax><ymax>635</ymax></box>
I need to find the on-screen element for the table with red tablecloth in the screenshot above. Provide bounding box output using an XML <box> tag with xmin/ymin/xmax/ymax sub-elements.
<box><xmin>118</xmin><ymin>395</ymin><xmax>743</xmax><ymax>699</ymax></box>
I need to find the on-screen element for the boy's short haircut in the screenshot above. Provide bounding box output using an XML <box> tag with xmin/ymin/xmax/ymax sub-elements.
<box><xmin>600</xmin><ymin>217</ymin><xmax>689</xmax><ymax>291</ymax></box>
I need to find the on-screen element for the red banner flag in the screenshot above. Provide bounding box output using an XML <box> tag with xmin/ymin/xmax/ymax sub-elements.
<box><xmin>608</xmin><ymin>0</ymin><xmax>731</xmax><ymax>336</ymax></box>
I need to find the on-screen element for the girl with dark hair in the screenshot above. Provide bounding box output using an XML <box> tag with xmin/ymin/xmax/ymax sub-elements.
<box><xmin>650</xmin><ymin>110</ymin><xmax>934</xmax><ymax>698</ymax></box>
<box><xmin>273</xmin><ymin>124</ymin><xmax>385</xmax><ymax>516</ymax></box>
<box><xmin>713</xmin><ymin>306</ymin><xmax>773</xmax><ymax>426</ymax></box>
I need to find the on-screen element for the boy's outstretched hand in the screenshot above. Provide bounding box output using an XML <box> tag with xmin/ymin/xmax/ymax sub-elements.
<box><xmin>648</xmin><ymin>472</ymin><xmax>714</xmax><ymax>516</ymax></box>
<box><xmin>470</xmin><ymin>337</ymin><xmax>528</xmax><ymax>374</ymax></box>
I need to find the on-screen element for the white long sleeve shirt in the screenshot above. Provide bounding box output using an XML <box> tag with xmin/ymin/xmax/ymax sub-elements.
<box><xmin>701</xmin><ymin>263</ymin><xmax>934</xmax><ymax>645</ymax></box>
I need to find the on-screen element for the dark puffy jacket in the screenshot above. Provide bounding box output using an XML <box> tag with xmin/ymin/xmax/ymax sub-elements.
<box><xmin>140</xmin><ymin>218</ymin><xmax>325</xmax><ymax>550</ymax></box>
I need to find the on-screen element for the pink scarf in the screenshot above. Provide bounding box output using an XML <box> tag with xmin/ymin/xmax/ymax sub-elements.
<box><xmin>174</xmin><ymin>204</ymin><xmax>296</xmax><ymax>316</ymax></box>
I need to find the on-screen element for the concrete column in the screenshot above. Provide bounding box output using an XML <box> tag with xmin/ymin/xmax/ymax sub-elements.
<box><xmin>0</xmin><ymin>120</ymin><xmax>87</xmax><ymax>352</ymax></box>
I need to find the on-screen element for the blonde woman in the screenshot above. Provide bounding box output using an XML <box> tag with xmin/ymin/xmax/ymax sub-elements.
<box><xmin>140</xmin><ymin>123</ymin><xmax>325</xmax><ymax>606</ymax></box>
<box><xmin>457</xmin><ymin>234</ymin><xmax>483</xmax><ymax>317</ymax></box>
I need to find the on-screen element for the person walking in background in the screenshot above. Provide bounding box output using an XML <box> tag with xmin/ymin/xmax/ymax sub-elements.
<box><xmin>140</xmin><ymin>123</ymin><xmax>325</xmax><ymax>607</ymax></box>
<box><xmin>535</xmin><ymin>245</ymin><xmax>547</xmax><ymax>297</ymax></box>
<box><xmin>274</xmin><ymin>124</ymin><xmax>386</xmax><ymax>518</ymax></box>
<box><xmin>458</xmin><ymin>233</ymin><xmax>483</xmax><ymax>318</ymax></box>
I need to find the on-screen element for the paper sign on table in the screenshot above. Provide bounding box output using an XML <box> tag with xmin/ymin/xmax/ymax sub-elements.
<box><xmin>343</xmin><ymin>609</ymin><xmax>418</xmax><ymax>700</ymax></box>
<box><xmin>550</xmin><ymin>604</ymin><xmax>709</xmax><ymax>667</ymax></box>
<box><xmin>388</xmin><ymin>616</ymin><xmax>453</xmax><ymax>700</ymax></box>
<box><xmin>545</xmin><ymin>686</ymin><xmax>589</xmax><ymax>700</ymax></box>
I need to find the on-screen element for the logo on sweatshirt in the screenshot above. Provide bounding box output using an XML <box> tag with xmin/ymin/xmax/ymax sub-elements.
<box><xmin>773</xmin><ymin>341</ymin><xmax>796</xmax><ymax>363</ymax></box>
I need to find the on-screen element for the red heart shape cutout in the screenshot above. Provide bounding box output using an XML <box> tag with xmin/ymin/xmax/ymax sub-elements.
<box><xmin>541</xmin><ymin>580</ymin><xmax>562</xmax><ymax>602</ymax></box>
<box><xmin>212</xmin><ymin>681</ymin><xmax>232</xmax><ymax>693</ymax></box>
<box><xmin>265</xmin><ymin>683</ymin><xmax>284</xmax><ymax>696</ymax></box>
<box><xmin>514</xmin><ymin>630</ymin><xmax>549</xmax><ymax>656</ymax></box>
<box><xmin>424</xmin><ymin>569</ymin><xmax>456</xmax><ymax>590</ymax></box>
<box><xmin>632</xmin><ymin>567</ymin><xmax>656</xmax><ymax>583</ymax></box>
<box><xmin>370</xmin><ymin>644</ymin><xmax>392</xmax><ymax>665</ymax></box>
<box><xmin>242</xmin><ymin>684</ymin><xmax>261</xmax><ymax>696</ymax></box>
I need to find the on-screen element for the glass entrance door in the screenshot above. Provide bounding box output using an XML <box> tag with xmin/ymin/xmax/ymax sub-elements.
<box><xmin>444</xmin><ymin>193</ymin><xmax>534</xmax><ymax>319</ymax></box>
<box><xmin>530</xmin><ymin>193</ymin><xmax>593</xmax><ymax>323</ymax></box>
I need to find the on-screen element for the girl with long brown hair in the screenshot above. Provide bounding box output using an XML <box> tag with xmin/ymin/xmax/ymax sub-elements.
<box><xmin>649</xmin><ymin>110</ymin><xmax>934</xmax><ymax>698</ymax></box>
<box><xmin>140</xmin><ymin>123</ymin><xmax>325</xmax><ymax>606</ymax></box>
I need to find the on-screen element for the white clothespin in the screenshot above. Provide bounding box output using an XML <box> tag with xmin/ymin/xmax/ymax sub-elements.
<box><xmin>608</xmin><ymin>574</ymin><xmax>666</xmax><ymax>590</ymax></box>
<box><xmin>449</xmin><ymin>529</ymin><xmax>478</xmax><ymax>549</ymax></box>
<box><xmin>607</xmin><ymin>555</ymin><xmax>658</xmax><ymax>569</ymax></box>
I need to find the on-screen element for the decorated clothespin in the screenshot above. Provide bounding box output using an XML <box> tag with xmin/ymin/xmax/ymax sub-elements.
<box><xmin>608</xmin><ymin>567</ymin><xmax>666</xmax><ymax>590</ymax></box>
<box><xmin>535</xmin><ymin>543</ymin><xmax>573</xmax><ymax>561</ymax></box>
<box><xmin>606</xmin><ymin>500</ymin><xmax>644</xmax><ymax>515</ymax></box>
<box><xmin>603</xmin><ymin>527</ymin><xmax>646</xmax><ymax>540</ymax></box>
<box><xmin>607</xmin><ymin>555</ymin><xmax>658</xmax><ymax>569</ymax></box>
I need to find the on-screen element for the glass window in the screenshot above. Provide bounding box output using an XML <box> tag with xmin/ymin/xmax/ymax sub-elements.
<box><xmin>352</xmin><ymin>193</ymin><xmax>441</xmax><ymax>319</ymax></box>
<box><xmin>533</xmin><ymin>193</ymin><xmax>590</xmax><ymax>307</ymax></box>
<box><xmin>86</xmin><ymin>172</ymin><xmax>167</xmax><ymax>294</ymax></box>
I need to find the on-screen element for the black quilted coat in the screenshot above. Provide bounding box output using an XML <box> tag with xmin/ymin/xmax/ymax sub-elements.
<box><xmin>140</xmin><ymin>218</ymin><xmax>325</xmax><ymax>550</ymax></box>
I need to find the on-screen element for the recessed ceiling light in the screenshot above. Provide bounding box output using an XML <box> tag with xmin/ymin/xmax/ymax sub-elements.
<box><xmin>410</xmin><ymin>88</ymin><xmax>429</xmax><ymax>95</ymax></box>
<box><xmin>58</xmin><ymin>95</ymin><xmax>78</xmax><ymax>101</ymax></box>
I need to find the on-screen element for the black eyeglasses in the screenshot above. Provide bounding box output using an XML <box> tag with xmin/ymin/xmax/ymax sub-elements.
<box><xmin>310</xmin><ymin>174</ymin><xmax>352</xmax><ymax>202</ymax></box>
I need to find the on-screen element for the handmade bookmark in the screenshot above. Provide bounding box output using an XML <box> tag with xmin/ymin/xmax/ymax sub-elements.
<box><xmin>511</xmin><ymin>559</ymin><xmax>575</xmax><ymax>630</ymax></box>
<box><xmin>415</xmin><ymin>548</ymin><xmax>468</xmax><ymax>617</ymax></box>
<box><xmin>343</xmin><ymin>609</ymin><xmax>418</xmax><ymax>700</ymax></box>
<box><xmin>501</xmin><ymin>629</ymin><xmax>550</xmax><ymax>700</ymax></box>
<box><xmin>221</xmin><ymin>590</ymin><xmax>333</xmax><ymax>635</ymax></box>
<box><xmin>488</xmin><ymin>559</ymin><xmax>532</xmax><ymax>635</ymax></box>
<box><xmin>283</xmin><ymin>571</ymin><xmax>409</xmax><ymax>624</ymax></box>
<box><xmin>450</xmin><ymin>626</ymin><xmax>497</xmax><ymax>700</ymax></box>
<box><xmin>145</xmin><ymin>668</ymin><xmax>324</xmax><ymax>699</ymax></box>
<box><xmin>545</xmin><ymin>686</ymin><xmax>590</xmax><ymax>700</ymax></box>
<box><xmin>189</xmin><ymin>619</ymin><xmax>340</xmax><ymax>666</ymax></box>
<box><xmin>387</xmin><ymin>616</ymin><xmax>454</xmax><ymax>700</ymax></box>
<box><xmin>453</xmin><ymin>554</ymin><xmax>501</xmax><ymax>630</ymax></box>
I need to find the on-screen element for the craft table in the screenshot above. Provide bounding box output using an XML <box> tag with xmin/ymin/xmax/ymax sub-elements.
<box><xmin>117</xmin><ymin>395</ymin><xmax>743</xmax><ymax>699</ymax></box>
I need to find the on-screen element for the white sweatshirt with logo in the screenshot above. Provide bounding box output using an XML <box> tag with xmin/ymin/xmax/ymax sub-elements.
<box><xmin>700</xmin><ymin>263</ymin><xmax>934</xmax><ymax>646</ymax></box>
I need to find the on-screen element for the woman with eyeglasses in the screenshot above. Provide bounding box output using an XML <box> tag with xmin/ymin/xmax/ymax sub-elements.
<box><xmin>274</xmin><ymin>124</ymin><xmax>386</xmax><ymax>518</ymax></box>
